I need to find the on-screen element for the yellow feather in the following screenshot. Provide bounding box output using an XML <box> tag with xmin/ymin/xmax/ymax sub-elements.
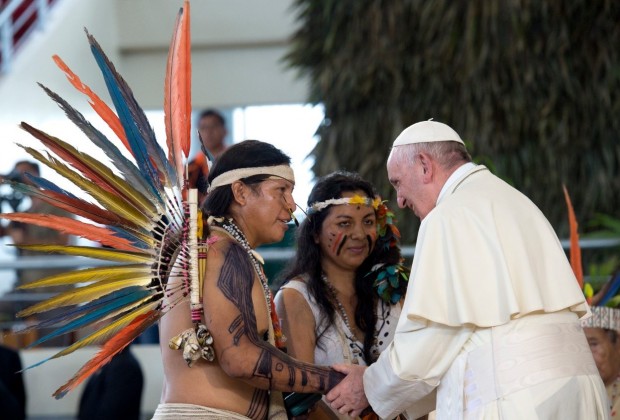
<box><xmin>97</xmin><ymin>295</ymin><xmax>163</xmax><ymax>324</ymax></box>
<box><xmin>21</xmin><ymin>122</ymin><xmax>162</xmax><ymax>216</ymax></box>
<box><xmin>16</xmin><ymin>245</ymin><xmax>152</xmax><ymax>263</ymax></box>
<box><xmin>52</xmin><ymin>301</ymin><xmax>158</xmax><ymax>358</ymax></box>
<box><xmin>71</xmin><ymin>150</ymin><xmax>162</xmax><ymax>216</ymax></box>
<box><xmin>17</xmin><ymin>278</ymin><xmax>153</xmax><ymax>317</ymax></box>
<box><xmin>21</xmin><ymin>146</ymin><xmax>155</xmax><ymax>227</ymax></box>
<box><xmin>18</xmin><ymin>265</ymin><xmax>151</xmax><ymax>289</ymax></box>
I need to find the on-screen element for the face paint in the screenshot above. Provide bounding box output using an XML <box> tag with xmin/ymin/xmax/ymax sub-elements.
<box><xmin>330</xmin><ymin>231</ymin><xmax>344</xmax><ymax>254</ymax></box>
<box><xmin>335</xmin><ymin>235</ymin><xmax>348</xmax><ymax>256</ymax></box>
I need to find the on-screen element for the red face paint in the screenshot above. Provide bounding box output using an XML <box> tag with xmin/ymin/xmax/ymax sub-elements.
<box><xmin>336</xmin><ymin>235</ymin><xmax>348</xmax><ymax>256</ymax></box>
<box><xmin>331</xmin><ymin>232</ymin><xmax>345</xmax><ymax>254</ymax></box>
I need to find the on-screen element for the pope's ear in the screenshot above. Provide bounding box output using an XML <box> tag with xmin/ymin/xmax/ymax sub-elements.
<box><xmin>231</xmin><ymin>181</ymin><xmax>247</xmax><ymax>205</ymax></box>
<box><xmin>418</xmin><ymin>152</ymin><xmax>433</xmax><ymax>181</ymax></box>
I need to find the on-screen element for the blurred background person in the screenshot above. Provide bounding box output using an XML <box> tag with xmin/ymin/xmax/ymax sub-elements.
<box><xmin>78</xmin><ymin>344</ymin><xmax>144</xmax><ymax>420</ymax></box>
<box><xmin>583</xmin><ymin>270</ymin><xmax>620</xmax><ymax>418</ymax></box>
<box><xmin>188</xmin><ymin>109</ymin><xmax>229</xmax><ymax>204</ymax></box>
<box><xmin>0</xmin><ymin>343</ymin><xmax>26</xmax><ymax>420</ymax></box>
<box><xmin>276</xmin><ymin>171</ymin><xmax>409</xmax><ymax>419</ymax></box>
<box><xmin>197</xmin><ymin>108</ymin><xmax>229</xmax><ymax>160</ymax></box>
<box><xmin>0</xmin><ymin>160</ymin><xmax>73</xmax><ymax>347</ymax></box>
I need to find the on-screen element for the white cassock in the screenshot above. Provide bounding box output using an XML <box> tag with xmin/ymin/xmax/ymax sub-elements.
<box><xmin>364</xmin><ymin>164</ymin><xmax>609</xmax><ymax>420</ymax></box>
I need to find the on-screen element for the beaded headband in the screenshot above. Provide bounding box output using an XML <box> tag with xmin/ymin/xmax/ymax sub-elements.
<box><xmin>307</xmin><ymin>195</ymin><xmax>382</xmax><ymax>215</ymax></box>
<box><xmin>581</xmin><ymin>306</ymin><xmax>620</xmax><ymax>331</ymax></box>
<box><xmin>207</xmin><ymin>164</ymin><xmax>294</xmax><ymax>193</ymax></box>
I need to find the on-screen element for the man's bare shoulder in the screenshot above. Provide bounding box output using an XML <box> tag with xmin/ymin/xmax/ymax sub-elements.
<box><xmin>205</xmin><ymin>230</ymin><xmax>237</xmax><ymax>266</ymax></box>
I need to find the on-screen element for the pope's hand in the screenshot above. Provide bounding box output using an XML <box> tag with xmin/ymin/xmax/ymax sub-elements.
<box><xmin>326</xmin><ymin>364</ymin><xmax>369</xmax><ymax>417</ymax></box>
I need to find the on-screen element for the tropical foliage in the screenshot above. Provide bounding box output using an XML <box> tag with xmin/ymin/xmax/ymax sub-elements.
<box><xmin>286</xmin><ymin>0</ymin><xmax>620</xmax><ymax>240</ymax></box>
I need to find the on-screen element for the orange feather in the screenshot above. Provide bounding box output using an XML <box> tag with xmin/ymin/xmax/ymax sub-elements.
<box><xmin>164</xmin><ymin>0</ymin><xmax>191</xmax><ymax>183</ymax></box>
<box><xmin>53</xmin><ymin>310</ymin><xmax>160</xmax><ymax>399</ymax></box>
<box><xmin>562</xmin><ymin>185</ymin><xmax>583</xmax><ymax>288</ymax></box>
<box><xmin>52</xmin><ymin>55</ymin><xmax>132</xmax><ymax>155</ymax></box>
<box><xmin>1</xmin><ymin>213</ymin><xmax>144</xmax><ymax>253</ymax></box>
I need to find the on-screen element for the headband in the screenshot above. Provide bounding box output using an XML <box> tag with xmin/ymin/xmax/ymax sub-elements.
<box><xmin>307</xmin><ymin>195</ymin><xmax>382</xmax><ymax>215</ymax></box>
<box><xmin>581</xmin><ymin>306</ymin><xmax>620</xmax><ymax>331</ymax></box>
<box><xmin>207</xmin><ymin>165</ymin><xmax>294</xmax><ymax>193</ymax></box>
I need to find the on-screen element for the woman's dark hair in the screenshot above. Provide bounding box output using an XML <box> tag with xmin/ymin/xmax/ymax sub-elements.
<box><xmin>202</xmin><ymin>140</ymin><xmax>291</xmax><ymax>217</ymax></box>
<box><xmin>278</xmin><ymin>171</ymin><xmax>382</xmax><ymax>363</ymax></box>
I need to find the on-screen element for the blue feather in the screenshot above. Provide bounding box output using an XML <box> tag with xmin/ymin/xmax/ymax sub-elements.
<box><xmin>86</xmin><ymin>33</ymin><xmax>178</xmax><ymax>196</ymax></box>
<box><xmin>20</xmin><ymin>286</ymin><xmax>146</xmax><ymax>330</ymax></box>
<box><xmin>39</xmin><ymin>83</ymin><xmax>163</xmax><ymax>206</ymax></box>
<box><xmin>22</xmin><ymin>356</ymin><xmax>54</xmax><ymax>372</ymax></box>
<box><xmin>26</xmin><ymin>287</ymin><xmax>152</xmax><ymax>348</ymax></box>
<box><xmin>25</xmin><ymin>174</ymin><xmax>79</xmax><ymax>199</ymax></box>
<box><xmin>599</xmin><ymin>271</ymin><xmax>620</xmax><ymax>306</ymax></box>
<box><xmin>87</xmin><ymin>36</ymin><xmax>164</xmax><ymax>198</ymax></box>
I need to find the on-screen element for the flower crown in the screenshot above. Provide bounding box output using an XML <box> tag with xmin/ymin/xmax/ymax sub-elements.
<box><xmin>306</xmin><ymin>195</ymin><xmax>382</xmax><ymax>215</ymax></box>
<box><xmin>307</xmin><ymin>193</ymin><xmax>409</xmax><ymax>304</ymax></box>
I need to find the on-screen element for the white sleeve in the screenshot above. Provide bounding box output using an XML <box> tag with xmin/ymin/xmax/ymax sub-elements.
<box><xmin>364</xmin><ymin>317</ymin><xmax>473</xmax><ymax>419</ymax></box>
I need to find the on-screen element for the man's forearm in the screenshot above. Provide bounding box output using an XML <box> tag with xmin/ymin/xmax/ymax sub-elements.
<box><xmin>244</xmin><ymin>342</ymin><xmax>344</xmax><ymax>393</ymax></box>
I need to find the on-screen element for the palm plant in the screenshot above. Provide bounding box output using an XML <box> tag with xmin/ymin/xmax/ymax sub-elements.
<box><xmin>286</xmin><ymin>0</ymin><xmax>620</xmax><ymax>241</ymax></box>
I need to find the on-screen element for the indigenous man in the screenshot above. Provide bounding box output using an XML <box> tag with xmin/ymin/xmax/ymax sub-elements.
<box><xmin>156</xmin><ymin>140</ymin><xmax>342</xmax><ymax>419</ymax></box>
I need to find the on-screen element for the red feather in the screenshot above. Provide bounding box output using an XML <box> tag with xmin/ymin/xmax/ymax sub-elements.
<box><xmin>21</xmin><ymin>122</ymin><xmax>120</xmax><ymax>196</ymax></box>
<box><xmin>164</xmin><ymin>0</ymin><xmax>191</xmax><ymax>183</ymax></box>
<box><xmin>15</xmin><ymin>186</ymin><xmax>127</xmax><ymax>227</ymax></box>
<box><xmin>562</xmin><ymin>185</ymin><xmax>583</xmax><ymax>288</ymax></box>
<box><xmin>20</xmin><ymin>122</ymin><xmax>154</xmax><ymax>216</ymax></box>
<box><xmin>52</xmin><ymin>55</ymin><xmax>132</xmax><ymax>155</ymax></box>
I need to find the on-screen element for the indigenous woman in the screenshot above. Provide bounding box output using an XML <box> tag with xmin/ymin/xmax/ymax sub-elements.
<box><xmin>275</xmin><ymin>171</ymin><xmax>408</xmax><ymax>419</ymax></box>
<box><xmin>157</xmin><ymin>141</ymin><xmax>343</xmax><ymax>420</ymax></box>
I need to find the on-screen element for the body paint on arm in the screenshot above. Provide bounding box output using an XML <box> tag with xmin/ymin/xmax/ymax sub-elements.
<box><xmin>216</xmin><ymin>243</ymin><xmax>344</xmax><ymax>397</ymax></box>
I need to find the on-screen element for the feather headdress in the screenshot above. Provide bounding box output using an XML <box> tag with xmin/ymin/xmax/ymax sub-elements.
<box><xmin>1</xmin><ymin>1</ymin><xmax>207</xmax><ymax>398</ymax></box>
<box><xmin>564</xmin><ymin>186</ymin><xmax>620</xmax><ymax>331</ymax></box>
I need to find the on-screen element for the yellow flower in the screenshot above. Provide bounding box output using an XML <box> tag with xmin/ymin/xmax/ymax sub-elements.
<box><xmin>348</xmin><ymin>195</ymin><xmax>368</xmax><ymax>205</ymax></box>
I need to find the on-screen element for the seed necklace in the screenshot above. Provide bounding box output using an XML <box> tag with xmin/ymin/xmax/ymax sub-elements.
<box><xmin>322</xmin><ymin>274</ymin><xmax>365</xmax><ymax>364</ymax></box>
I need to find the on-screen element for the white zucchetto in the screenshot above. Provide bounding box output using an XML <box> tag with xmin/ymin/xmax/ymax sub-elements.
<box><xmin>393</xmin><ymin>119</ymin><xmax>464</xmax><ymax>146</ymax></box>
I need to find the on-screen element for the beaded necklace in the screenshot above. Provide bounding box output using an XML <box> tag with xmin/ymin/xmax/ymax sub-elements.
<box><xmin>322</xmin><ymin>274</ymin><xmax>368</xmax><ymax>364</ymax></box>
<box><xmin>219</xmin><ymin>218</ymin><xmax>272</xmax><ymax>311</ymax></box>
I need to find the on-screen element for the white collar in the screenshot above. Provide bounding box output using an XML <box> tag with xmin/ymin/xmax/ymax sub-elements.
<box><xmin>436</xmin><ymin>162</ymin><xmax>477</xmax><ymax>204</ymax></box>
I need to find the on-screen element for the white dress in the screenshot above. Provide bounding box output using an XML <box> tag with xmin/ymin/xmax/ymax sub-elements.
<box><xmin>281</xmin><ymin>278</ymin><xmax>401</xmax><ymax>418</ymax></box>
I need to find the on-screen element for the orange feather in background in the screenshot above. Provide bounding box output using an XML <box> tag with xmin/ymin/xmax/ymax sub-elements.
<box><xmin>562</xmin><ymin>185</ymin><xmax>583</xmax><ymax>289</ymax></box>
